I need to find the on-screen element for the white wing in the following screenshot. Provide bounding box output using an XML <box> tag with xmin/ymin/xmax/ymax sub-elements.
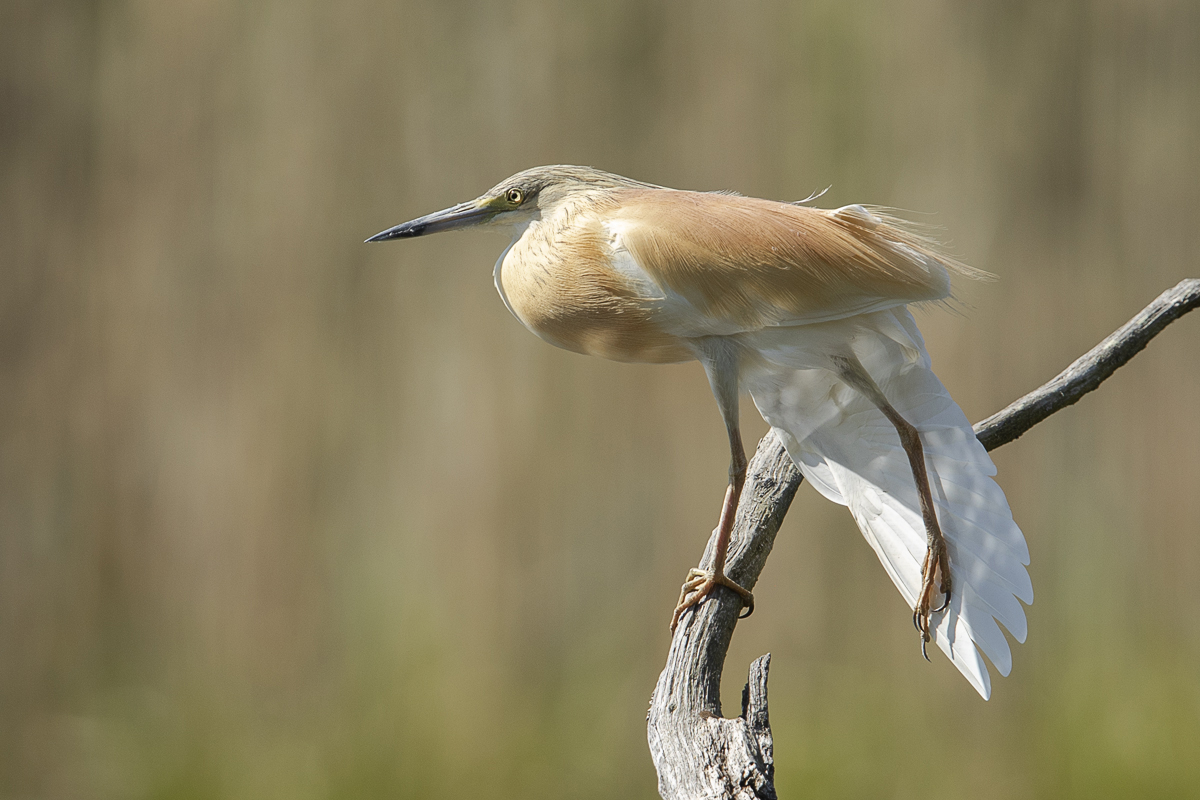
<box><xmin>740</xmin><ymin>308</ymin><xmax>1032</xmax><ymax>699</ymax></box>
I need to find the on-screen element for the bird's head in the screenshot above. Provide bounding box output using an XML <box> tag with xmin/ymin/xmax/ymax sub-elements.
<box><xmin>365</xmin><ymin>165</ymin><xmax>650</xmax><ymax>242</ymax></box>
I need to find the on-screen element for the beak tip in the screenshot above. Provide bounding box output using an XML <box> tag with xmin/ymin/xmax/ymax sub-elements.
<box><xmin>365</xmin><ymin>224</ymin><xmax>426</xmax><ymax>243</ymax></box>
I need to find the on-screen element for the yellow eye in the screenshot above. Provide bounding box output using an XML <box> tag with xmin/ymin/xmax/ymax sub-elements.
<box><xmin>506</xmin><ymin>188</ymin><xmax>524</xmax><ymax>204</ymax></box>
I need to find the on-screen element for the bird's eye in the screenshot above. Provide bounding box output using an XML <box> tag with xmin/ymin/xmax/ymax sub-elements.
<box><xmin>506</xmin><ymin>188</ymin><xmax>524</xmax><ymax>204</ymax></box>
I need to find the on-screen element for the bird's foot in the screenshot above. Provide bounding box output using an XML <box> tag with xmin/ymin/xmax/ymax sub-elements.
<box><xmin>912</xmin><ymin>538</ymin><xmax>952</xmax><ymax>659</ymax></box>
<box><xmin>670</xmin><ymin>568</ymin><xmax>754</xmax><ymax>632</ymax></box>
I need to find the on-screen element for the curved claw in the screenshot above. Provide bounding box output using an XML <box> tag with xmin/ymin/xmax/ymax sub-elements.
<box><xmin>913</xmin><ymin>538</ymin><xmax>952</xmax><ymax>655</ymax></box>
<box><xmin>932</xmin><ymin>591</ymin><xmax>951</xmax><ymax>614</ymax></box>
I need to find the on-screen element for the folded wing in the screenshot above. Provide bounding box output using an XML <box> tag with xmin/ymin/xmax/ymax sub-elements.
<box><xmin>608</xmin><ymin>190</ymin><xmax>967</xmax><ymax>334</ymax></box>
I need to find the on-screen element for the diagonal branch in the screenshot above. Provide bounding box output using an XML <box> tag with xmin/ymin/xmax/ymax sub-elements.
<box><xmin>647</xmin><ymin>279</ymin><xmax>1200</xmax><ymax>800</ymax></box>
<box><xmin>976</xmin><ymin>279</ymin><xmax>1200</xmax><ymax>450</ymax></box>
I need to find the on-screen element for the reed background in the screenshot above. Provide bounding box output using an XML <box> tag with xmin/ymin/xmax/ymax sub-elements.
<box><xmin>3</xmin><ymin>2</ymin><xmax>1199</xmax><ymax>798</ymax></box>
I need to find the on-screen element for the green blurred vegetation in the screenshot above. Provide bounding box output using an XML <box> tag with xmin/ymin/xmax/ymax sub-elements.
<box><xmin>3</xmin><ymin>1</ymin><xmax>1199</xmax><ymax>798</ymax></box>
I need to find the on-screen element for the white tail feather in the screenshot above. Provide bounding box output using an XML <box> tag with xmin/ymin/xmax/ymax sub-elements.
<box><xmin>741</xmin><ymin>308</ymin><xmax>1031</xmax><ymax>699</ymax></box>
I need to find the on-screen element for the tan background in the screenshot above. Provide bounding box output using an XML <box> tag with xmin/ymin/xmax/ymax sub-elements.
<box><xmin>3</xmin><ymin>1</ymin><xmax>1199</xmax><ymax>797</ymax></box>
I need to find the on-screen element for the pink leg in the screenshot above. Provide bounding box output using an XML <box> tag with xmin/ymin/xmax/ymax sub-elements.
<box><xmin>670</xmin><ymin>428</ymin><xmax>754</xmax><ymax>632</ymax></box>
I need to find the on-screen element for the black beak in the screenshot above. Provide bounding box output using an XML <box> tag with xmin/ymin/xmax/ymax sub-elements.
<box><xmin>365</xmin><ymin>200</ymin><xmax>495</xmax><ymax>242</ymax></box>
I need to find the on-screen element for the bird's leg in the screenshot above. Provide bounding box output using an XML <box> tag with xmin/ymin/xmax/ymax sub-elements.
<box><xmin>670</xmin><ymin>436</ymin><xmax>754</xmax><ymax>631</ymax></box>
<box><xmin>672</xmin><ymin>344</ymin><xmax>754</xmax><ymax>632</ymax></box>
<box><xmin>877</xmin><ymin>403</ymin><xmax>952</xmax><ymax>658</ymax></box>
<box><xmin>834</xmin><ymin>355</ymin><xmax>951</xmax><ymax>657</ymax></box>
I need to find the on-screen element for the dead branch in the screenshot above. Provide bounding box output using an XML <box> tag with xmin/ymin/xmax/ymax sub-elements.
<box><xmin>647</xmin><ymin>279</ymin><xmax>1200</xmax><ymax>800</ymax></box>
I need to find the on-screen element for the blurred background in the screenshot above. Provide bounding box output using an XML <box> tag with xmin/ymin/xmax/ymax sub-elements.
<box><xmin>3</xmin><ymin>1</ymin><xmax>1200</xmax><ymax>797</ymax></box>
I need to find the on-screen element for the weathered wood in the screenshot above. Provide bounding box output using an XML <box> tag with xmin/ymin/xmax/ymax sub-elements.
<box><xmin>648</xmin><ymin>279</ymin><xmax>1200</xmax><ymax>800</ymax></box>
<box><xmin>648</xmin><ymin>441</ymin><xmax>798</xmax><ymax>800</ymax></box>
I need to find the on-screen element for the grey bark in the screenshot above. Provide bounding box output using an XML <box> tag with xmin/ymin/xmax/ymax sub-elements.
<box><xmin>648</xmin><ymin>279</ymin><xmax>1200</xmax><ymax>800</ymax></box>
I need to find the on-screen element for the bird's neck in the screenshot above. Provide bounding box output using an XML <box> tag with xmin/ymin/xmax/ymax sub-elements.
<box><xmin>514</xmin><ymin>192</ymin><xmax>606</xmax><ymax>258</ymax></box>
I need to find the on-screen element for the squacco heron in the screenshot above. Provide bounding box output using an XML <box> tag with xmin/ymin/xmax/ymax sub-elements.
<box><xmin>368</xmin><ymin>166</ymin><xmax>1031</xmax><ymax>699</ymax></box>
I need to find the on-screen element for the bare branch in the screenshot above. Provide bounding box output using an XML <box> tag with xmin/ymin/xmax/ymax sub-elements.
<box><xmin>975</xmin><ymin>279</ymin><xmax>1200</xmax><ymax>450</ymax></box>
<box><xmin>648</xmin><ymin>279</ymin><xmax>1200</xmax><ymax>800</ymax></box>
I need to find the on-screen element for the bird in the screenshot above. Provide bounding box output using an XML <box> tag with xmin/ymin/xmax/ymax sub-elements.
<box><xmin>367</xmin><ymin>165</ymin><xmax>1032</xmax><ymax>699</ymax></box>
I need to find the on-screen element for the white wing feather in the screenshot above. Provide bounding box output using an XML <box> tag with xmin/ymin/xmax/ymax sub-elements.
<box><xmin>740</xmin><ymin>308</ymin><xmax>1032</xmax><ymax>699</ymax></box>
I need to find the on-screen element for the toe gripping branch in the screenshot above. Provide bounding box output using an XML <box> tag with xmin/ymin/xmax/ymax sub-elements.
<box><xmin>671</xmin><ymin>567</ymin><xmax>755</xmax><ymax>633</ymax></box>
